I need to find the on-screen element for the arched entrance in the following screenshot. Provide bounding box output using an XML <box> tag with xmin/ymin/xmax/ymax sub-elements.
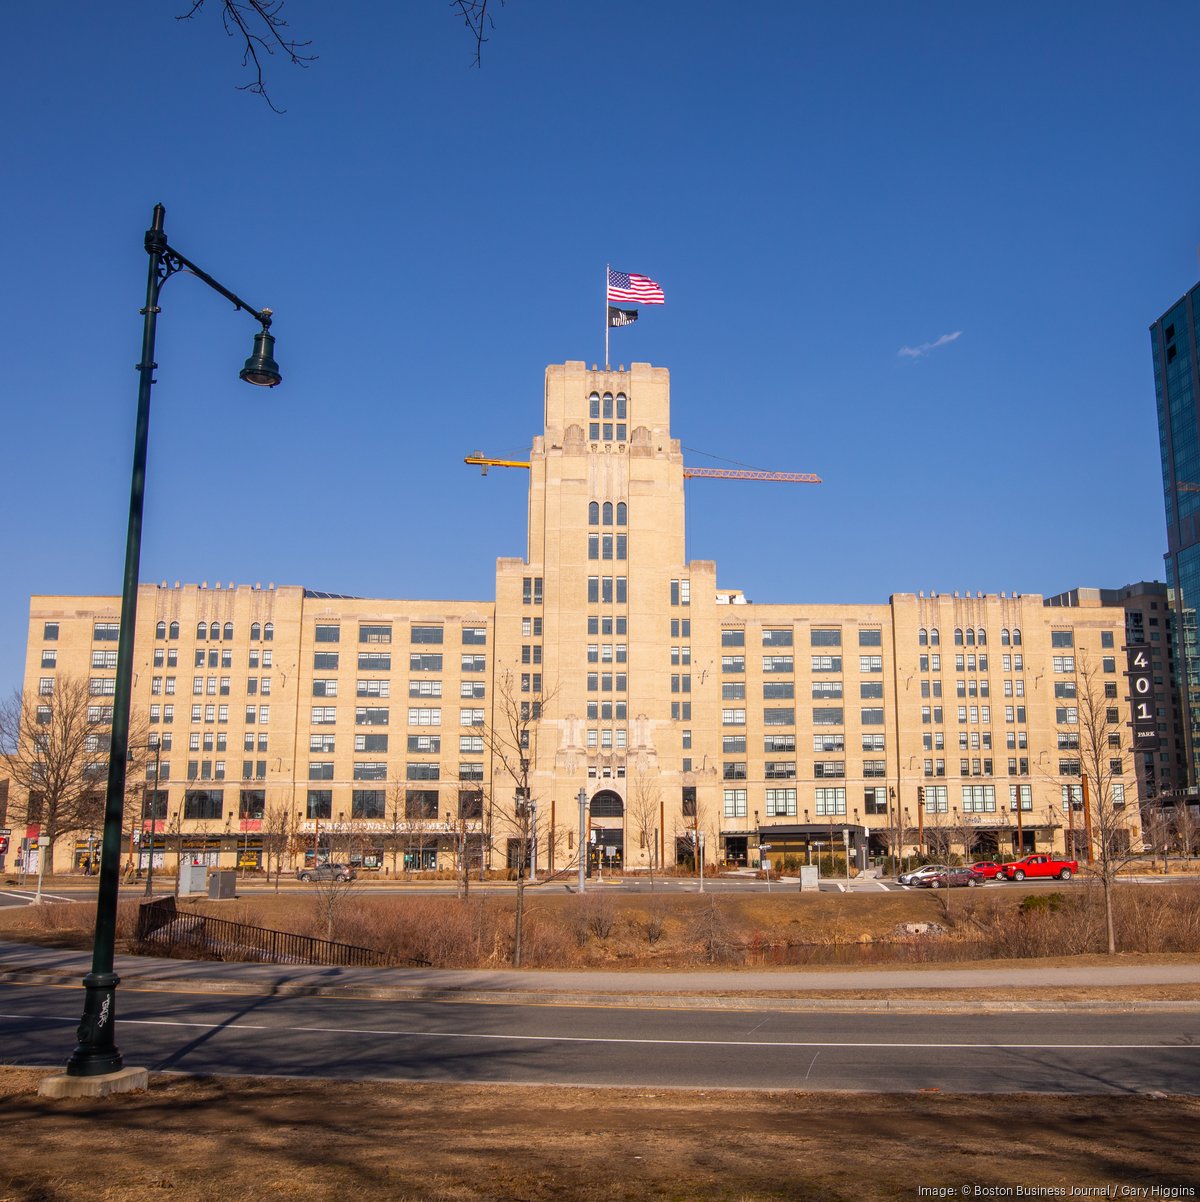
<box><xmin>589</xmin><ymin>789</ymin><xmax>624</xmax><ymax>870</ymax></box>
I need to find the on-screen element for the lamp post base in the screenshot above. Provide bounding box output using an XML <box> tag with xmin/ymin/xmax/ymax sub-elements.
<box><xmin>39</xmin><ymin>1067</ymin><xmax>149</xmax><ymax>1099</ymax></box>
<box><xmin>65</xmin><ymin>971</ymin><xmax>123</xmax><ymax>1076</ymax></box>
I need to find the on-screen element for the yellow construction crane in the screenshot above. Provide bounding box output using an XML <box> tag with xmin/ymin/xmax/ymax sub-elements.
<box><xmin>464</xmin><ymin>452</ymin><xmax>821</xmax><ymax>484</ymax></box>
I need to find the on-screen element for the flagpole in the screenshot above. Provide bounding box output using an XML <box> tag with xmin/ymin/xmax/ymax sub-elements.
<box><xmin>604</xmin><ymin>263</ymin><xmax>609</xmax><ymax>371</ymax></box>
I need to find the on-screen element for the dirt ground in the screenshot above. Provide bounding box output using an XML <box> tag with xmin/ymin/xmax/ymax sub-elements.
<box><xmin>1</xmin><ymin>1070</ymin><xmax>1197</xmax><ymax>1202</ymax></box>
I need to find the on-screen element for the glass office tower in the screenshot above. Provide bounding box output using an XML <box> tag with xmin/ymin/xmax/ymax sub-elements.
<box><xmin>1152</xmin><ymin>284</ymin><xmax>1200</xmax><ymax>784</ymax></box>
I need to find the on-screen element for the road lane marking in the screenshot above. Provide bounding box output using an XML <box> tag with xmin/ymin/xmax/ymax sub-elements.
<box><xmin>0</xmin><ymin>1012</ymin><xmax>1195</xmax><ymax>1052</ymax></box>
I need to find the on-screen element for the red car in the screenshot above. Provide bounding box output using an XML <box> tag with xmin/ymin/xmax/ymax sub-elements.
<box><xmin>969</xmin><ymin>860</ymin><xmax>1004</xmax><ymax>880</ymax></box>
<box><xmin>997</xmin><ymin>854</ymin><xmax>1078</xmax><ymax>882</ymax></box>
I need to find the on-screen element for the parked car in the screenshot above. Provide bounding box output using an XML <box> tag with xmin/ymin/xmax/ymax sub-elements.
<box><xmin>996</xmin><ymin>854</ymin><xmax>1078</xmax><ymax>882</ymax></box>
<box><xmin>913</xmin><ymin>866</ymin><xmax>985</xmax><ymax>889</ymax></box>
<box><xmin>969</xmin><ymin>860</ymin><xmax>1004</xmax><ymax>880</ymax></box>
<box><xmin>297</xmin><ymin>862</ymin><xmax>356</xmax><ymax>883</ymax></box>
<box><xmin>898</xmin><ymin>864</ymin><xmax>948</xmax><ymax>886</ymax></box>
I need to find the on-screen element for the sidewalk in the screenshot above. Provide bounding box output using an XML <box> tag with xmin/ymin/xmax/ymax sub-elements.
<box><xmin>1</xmin><ymin>938</ymin><xmax>1196</xmax><ymax>1012</ymax></box>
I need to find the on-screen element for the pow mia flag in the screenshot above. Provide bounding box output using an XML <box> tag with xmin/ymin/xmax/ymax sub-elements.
<box><xmin>607</xmin><ymin>306</ymin><xmax>638</xmax><ymax>328</ymax></box>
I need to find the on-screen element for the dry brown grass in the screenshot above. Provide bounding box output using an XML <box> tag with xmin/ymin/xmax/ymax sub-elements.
<box><xmin>1</xmin><ymin>1069</ymin><xmax>1197</xmax><ymax>1202</ymax></box>
<box><xmin>4</xmin><ymin>883</ymin><xmax>1200</xmax><ymax>973</ymax></box>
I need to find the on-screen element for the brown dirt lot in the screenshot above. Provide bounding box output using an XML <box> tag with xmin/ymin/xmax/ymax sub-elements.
<box><xmin>1</xmin><ymin>1070</ymin><xmax>1197</xmax><ymax>1202</ymax></box>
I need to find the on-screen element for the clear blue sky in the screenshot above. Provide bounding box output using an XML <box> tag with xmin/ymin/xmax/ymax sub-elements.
<box><xmin>3</xmin><ymin>3</ymin><xmax>1198</xmax><ymax>696</ymax></box>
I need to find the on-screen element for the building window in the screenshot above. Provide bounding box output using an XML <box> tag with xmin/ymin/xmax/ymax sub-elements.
<box><xmin>315</xmin><ymin>624</ymin><xmax>340</xmax><ymax>643</ymax></box>
<box><xmin>411</xmin><ymin>625</ymin><xmax>443</xmax><ymax>644</ymax></box>
<box><xmin>723</xmin><ymin>789</ymin><xmax>748</xmax><ymax>818</ymax></box>
<box><xmin>814</xmin><ymin>787</ymin><xmax>846</xmax><ymax>816</ymax></box>
<box><xmin>812</xmin><ymin>707</ymin><xmax>844</xmax><ymax>726</ymax></box>
<box><xmin>811</xmin><ymin>629</ymin><xmax>841</xmax><ymax>647</ymax></box>
<box><xmin>183</xmin><ymin>789</ymin><xmax>223</xmax><ymax>821</ymax></box>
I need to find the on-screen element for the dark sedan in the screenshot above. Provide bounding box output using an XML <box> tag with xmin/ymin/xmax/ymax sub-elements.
<box><xmin>913</xmin><ymin>866</ymin><xmax>985</xmax><ymax>889</ymax></box>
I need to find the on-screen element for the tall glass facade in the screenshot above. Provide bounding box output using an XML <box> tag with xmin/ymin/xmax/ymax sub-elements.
<box><xmin>1153</xmin><ymin>285</ymin><xmax>1200</xmax><ymax>783</ymax></box>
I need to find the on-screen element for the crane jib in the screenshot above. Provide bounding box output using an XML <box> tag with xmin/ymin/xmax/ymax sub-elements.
<box><xmin>464</xmin><ymin>456</ymin><xmax>821</xmax><ymax>484</ymax></box>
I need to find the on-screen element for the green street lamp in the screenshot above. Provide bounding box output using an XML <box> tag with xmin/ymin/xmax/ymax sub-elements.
<box><xmin>66</xmin><ymin>203</ymin><xmax>280</xmax><ymax>1078</ymax></box>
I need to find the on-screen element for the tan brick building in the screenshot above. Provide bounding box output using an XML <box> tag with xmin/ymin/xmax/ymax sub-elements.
<box><xmin>19</xmin><ymin>361</ymin><xmax>1147</xmax><ymax>873</ymax></box>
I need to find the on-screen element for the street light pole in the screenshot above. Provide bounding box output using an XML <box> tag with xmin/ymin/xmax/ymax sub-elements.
<box><xmin>65</xmin><ymin>203</ymin><xmax>280</xmax><ymax>1080</ymax></box>
<box><xmin>529</xmin><ymin>800</ymin><xmax>538</xmax><ymax>883</ymax></box>
<box><xmin>576</xmin><ymin>787</ymin><xmax>588</xmax><ymax>894</ymax></box>
<box><xmin>144</xmin><ymin>736</ymin><xmax>161</xmax><ymax>897</ymax></box>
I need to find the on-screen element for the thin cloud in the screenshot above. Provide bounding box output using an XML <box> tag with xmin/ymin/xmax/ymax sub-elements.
<box><xmin>898</xmin><ymin>330</ymin><xmax>963</xmax><ymax>359</ymax></box>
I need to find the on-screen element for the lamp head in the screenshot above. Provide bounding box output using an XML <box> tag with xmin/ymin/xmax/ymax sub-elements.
<box><xmin>240</xmin><ymin>325</ymin><xmax>282</xmax><ymax>387</ymax></box>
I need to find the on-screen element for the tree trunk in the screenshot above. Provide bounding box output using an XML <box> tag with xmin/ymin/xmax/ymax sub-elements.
<box><xmin>513</xmin><ymin>875</ymin><xmax>525</xmax><ymax>967</ymax></box>
<box><xmin>1102</xmin><ymin>876</ymin><xmax>1116</xmax><ymax>955</ymax></box>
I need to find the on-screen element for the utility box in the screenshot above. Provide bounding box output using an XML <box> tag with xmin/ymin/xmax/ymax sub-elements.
<box><xmin>799</xmin><ymin>865</ymin><xmax>820</xmax><ymax>892</ymax></box>
<box><xmin>207</xmin><ymin>870</ymin><xmax>237</xmax><ymax>900</ymax></box>
<box><xmin>178</xmin><ymin>862</ymin><xmax>207</xmax><ymax>897</ymax></box>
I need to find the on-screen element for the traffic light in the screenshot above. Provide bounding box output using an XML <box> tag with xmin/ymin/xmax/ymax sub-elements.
<box><xmin>917</xmin><ymin>786</ymin><xmax>926</xmax><ymax>806</ymax></box>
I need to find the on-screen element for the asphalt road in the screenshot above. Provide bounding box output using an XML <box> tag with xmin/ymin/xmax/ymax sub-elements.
<box><xmin>3</xmin><ymin>981</ymin><xmax>1197</xmax><ymax>1094</ymax></box>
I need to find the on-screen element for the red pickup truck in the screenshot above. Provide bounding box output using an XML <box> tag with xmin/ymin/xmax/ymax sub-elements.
<box><xmin>997</xmin><ymin>854</ymin><xmax>1078</xmax><ymax>881</ymax></box>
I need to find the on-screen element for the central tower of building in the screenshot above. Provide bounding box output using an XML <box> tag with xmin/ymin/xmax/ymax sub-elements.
<box><xmin>494</xmin><ymin>362</ymin><xmax>705</xmax><ymax>865</ymax></box>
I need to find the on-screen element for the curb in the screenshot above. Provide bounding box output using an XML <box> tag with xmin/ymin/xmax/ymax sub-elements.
<box><xmin>1</xmin><ymin>965</ymin><xmax>1193</xmax><ymax>1013</ymax></box>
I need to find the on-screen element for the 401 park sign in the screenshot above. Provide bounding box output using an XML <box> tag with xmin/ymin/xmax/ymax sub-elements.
<box><xmin>1127</xmin><ymin>647</ymin><xmax>1158</xmax><ymax>750</ymax></box>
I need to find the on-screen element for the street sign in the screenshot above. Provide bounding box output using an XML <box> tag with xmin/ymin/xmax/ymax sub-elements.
<box><xmin>758</xmin><ymin>843</ymin><xmax>773</xmax><ymax>851</ymax></box>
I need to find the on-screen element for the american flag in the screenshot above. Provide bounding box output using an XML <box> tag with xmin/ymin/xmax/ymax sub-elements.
<box><xmin>607</xmin><ymin>269</ymin><xmax>665</xmax><ymax>305</ymax></box>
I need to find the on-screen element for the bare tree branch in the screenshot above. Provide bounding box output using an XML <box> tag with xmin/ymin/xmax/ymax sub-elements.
<box><xmin>177</xmin><ymin>0</ymin><xmax>316</xmax><ymax>113</ymax></box>
<box><xmin>0</xmin><ymin>679</ymin><xmax>147</xmax><ymax>870</ymax></box>
<box><xmin>450</xmin><ymin>0</ymin><xmax>502</xmax><ymax>67</ymax></box>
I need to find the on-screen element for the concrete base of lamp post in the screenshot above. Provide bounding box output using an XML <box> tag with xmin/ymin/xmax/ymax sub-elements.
<box><xmin>38</xmin><ymin>1067</ymin><xmax>149</xmax><ymax>1099</ymax></box>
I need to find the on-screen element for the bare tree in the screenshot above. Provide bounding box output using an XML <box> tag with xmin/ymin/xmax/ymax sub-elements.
<box><xmin>1076</xmin><ymin>653</ymin><xmax>1140</xmax><ymax>955</ymax></box>
<box><xmin>1174</xmin><ymin>801</ymin><xmax>1200</xmax><ymax>866</ymax></box>
<box><xmin>176</xmin><ymin>1</ymin><xmax>505</xmax><ymax>111</ymax></box>
<box><xmin>451</xmin><ymin>0</ymin><xmax>503</xmax><ymax>67</ymax></box>
<box><xmin>477</xmin><ymin>671</ymin><xmax>562</xmax><ymax>966</ymax></box>
<box><xmin>1142</xmin><ymin>805</ymin><xmax>1174</xmax><ymax>875</ymax></box>
<box><xmin>308</xmin><ymin>868</ymin><xmax>359</xmax><ymax>942</ymax></box>
<box><xmin>626</xmin><ymin>763</ymin><xmax>662</xmax><ymax>891</ymax></box>
<box><xmin>445</xmin><ymin>780</ymin><xmax>486</xmax><ymax>900</ymax></box>
<box><xmin>261</xmin><ymin>801</ymin><xmax>292</xmax><ymax>891</ymax></box>
<box><xmin>176</xmin><ymin>0</ymin><xmax>315</xmax><ymax>112</ymax></box>
<box><xmin>0</xmin><ymin>678</ymin><xmax>146</xmax><ymax>874</ymax></box>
